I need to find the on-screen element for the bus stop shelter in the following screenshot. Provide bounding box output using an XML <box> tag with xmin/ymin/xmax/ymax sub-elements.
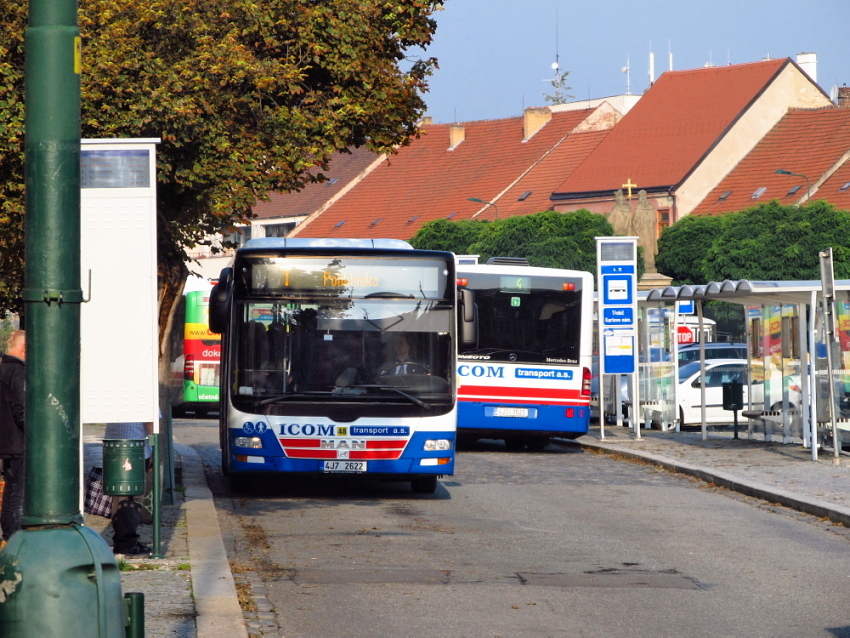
<box><xmin>627</xmin><ymin>279</ymin><xmax>850</xmax><ymax>461</ymax></box>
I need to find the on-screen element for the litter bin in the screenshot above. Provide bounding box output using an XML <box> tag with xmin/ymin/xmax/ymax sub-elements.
<box><xmin>102</xmin><ymin>439</ymin><xmax>146</xmax><ymax>496</ymax></box>
<box><xmin>722</xmin><ymin>380</ymin><xmax>744</xmax><ymax>411</ymax></box>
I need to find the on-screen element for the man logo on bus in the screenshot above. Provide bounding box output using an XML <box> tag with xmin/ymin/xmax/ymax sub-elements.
<box><xmin>458</xmin><ymin>365</ymin><xmax>505</xmax><ymax>378</ymax></box>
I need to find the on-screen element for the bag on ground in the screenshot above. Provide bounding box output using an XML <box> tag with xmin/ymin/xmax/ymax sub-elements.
<box><xmin>84</xmin><ymin>466</ymin><xmax>113</xmax><ymax>517</ymax></box>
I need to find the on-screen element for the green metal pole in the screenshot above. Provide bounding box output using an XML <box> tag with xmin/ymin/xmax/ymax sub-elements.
<box><xmin>22</xmin><ymin>0</ymin><xmax>83</xmax><ymax>528</ymax></box>
<box><xmin>0</xmin><ymin>0</ymin><xmax>125</xmax><ymax>634</ymax></box>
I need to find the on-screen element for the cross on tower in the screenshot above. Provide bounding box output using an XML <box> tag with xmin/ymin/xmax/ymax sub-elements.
<box><xmin>622</xmin><ymin>178</ymin><xmax>637</xmax><ymax>199</ymax></box>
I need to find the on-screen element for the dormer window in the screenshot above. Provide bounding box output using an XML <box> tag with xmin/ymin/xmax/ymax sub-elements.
<box><xmin>786</xmin><ymin>185</ymin><xmax>801</xmax><ymax>196</ymax></box>
<box><xmin>518</xmin><ymin>191</ymin><xmax>532</xmax><ymax>201</ymax></box>
<box><xmin>840</xmin><ymin>182</ymin><xmax>850</xmax><ymax>192</ymax></box>
<box><xmin>718</xmin><ymin>190</ymin><xmax>732</xmax><ymax>201</ymax></box>
<box><xmin>333</xmin><ymin>220</ymin><xmax>346</xmax><ymax>229</ymax></box>
<box><xmin>751</xmin><ymin>187</ymin><xmax>767</xmax><ymax>199</ymax></box>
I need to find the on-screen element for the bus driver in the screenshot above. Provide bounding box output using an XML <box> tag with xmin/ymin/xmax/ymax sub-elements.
<box><xmin>377</xmin><ymin>333</ymin><xmax>429</xmax><ymax>376</ymax></box>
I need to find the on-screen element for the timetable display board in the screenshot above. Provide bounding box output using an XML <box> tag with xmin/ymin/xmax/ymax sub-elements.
<box><xmin>596</xmin><ymin>238</ymin><xmax>638</xmax><ymax>375</ymax></box>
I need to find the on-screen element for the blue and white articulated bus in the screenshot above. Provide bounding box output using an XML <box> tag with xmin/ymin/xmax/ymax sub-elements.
<box><xmin>456</xmin><ymin>257</ymin><xmax>594</xmax><ymax>450</ymax></box>
<box><xmin>209</xmin><ymin>238</ymin><xmax>476</xmax><ymax>494</ymax></box>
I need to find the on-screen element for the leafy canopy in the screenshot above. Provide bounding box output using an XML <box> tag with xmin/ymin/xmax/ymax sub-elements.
<box><xmin>409</xmin><ymin>210</ymin><xmax>636</xmax><ymax>280</ymax></box>
<box><xmin>656</xmin><ymin>201</ymin><xmax>850</xmax><ymax>284</ymax></box>
<box><xmin>0</xmin><ymin>0</ymin><xmax>444</xmax><ymax>321</ymax></box>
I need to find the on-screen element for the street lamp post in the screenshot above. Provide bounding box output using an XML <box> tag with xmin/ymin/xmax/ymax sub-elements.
<box><xmin>775</xmin><ymin>169</ymin><xmax>812</xmax><ymax>203</ymax></box>
<box><xmin>468</xmin><ymin>197</ymin><xmax>500</xmax><ymax>220</ymax></box>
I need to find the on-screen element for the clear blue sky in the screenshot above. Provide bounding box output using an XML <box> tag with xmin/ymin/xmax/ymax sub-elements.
<box><xmin>417</xmin><ymin>0</ymin><xmax>850</xmax><ymax>123</ymax></box>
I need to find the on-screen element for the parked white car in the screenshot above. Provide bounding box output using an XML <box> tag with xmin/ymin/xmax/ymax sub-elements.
<box><xmin>678</xmin><ymin>357</ymin><xmax>810</xmax><ymax>426</ymax></box>
<box><xmin>678</xmin><ymin>359</ymin><xmax>764</xmax><ymax>426</ymax></box>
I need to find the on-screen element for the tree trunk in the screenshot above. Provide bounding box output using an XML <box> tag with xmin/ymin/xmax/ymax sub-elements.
<box><xmin>158</xmin><ymin>256</ymin><xmax>189</xmax><ymax>409</ymax></box>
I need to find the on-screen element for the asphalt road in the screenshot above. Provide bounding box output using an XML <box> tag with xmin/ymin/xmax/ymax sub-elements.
<box><xmin>175</xmin><ymin>419</ymin><xmax>850</xmax><ymax>638</ymax></box>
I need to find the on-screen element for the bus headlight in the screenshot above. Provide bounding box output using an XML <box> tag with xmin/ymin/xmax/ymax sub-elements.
<box><xmin>234</xmin><ymin>436</ymin><xmax>263</xmax><ymax>449</ymax></box>
<box><xmin>424</xmin><ymin>439</ymin><xmax>452</xmax><ymax>451</ymax></box>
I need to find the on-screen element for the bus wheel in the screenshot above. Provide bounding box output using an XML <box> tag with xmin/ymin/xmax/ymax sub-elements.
<box><xmin>525</xmin><ymin>437</ymin><xmax>550</xmax><ymax>451</ymax></box>
<box><xmin>411</xmin><ymin>476</ymin><xmax>437</xmax><ymax>494</ymax></box>
<box><xmin>504</xmin><ymin>438</ymin><xmax>526</xmax><ymax>451</ymax></box>
<box><xmin>228</xmin><ymin>472</ymin><xmax>252</xmax><ymax>493</ymax></box>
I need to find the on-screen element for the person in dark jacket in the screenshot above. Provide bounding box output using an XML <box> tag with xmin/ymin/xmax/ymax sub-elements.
<box><xmin>0</xmin><ymin>330</ymin><xmax>26</xmax><ymax>544</ymax></box>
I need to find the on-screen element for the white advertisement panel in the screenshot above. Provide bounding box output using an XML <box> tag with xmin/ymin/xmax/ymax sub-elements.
<box><xmin>79</xmin><ymin>139</ymin><xmax>159</xmax><ymax>425</ymax></box>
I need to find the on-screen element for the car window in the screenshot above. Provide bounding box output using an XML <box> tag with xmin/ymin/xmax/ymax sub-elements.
<box><xmin>692</xmin><ymin>364</ymin><xmax>747</xmax><ymax>388</ymax></box>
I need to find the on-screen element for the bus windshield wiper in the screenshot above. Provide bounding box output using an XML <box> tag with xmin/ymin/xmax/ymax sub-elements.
<box><xmin>353</xmin><ymin>384</ymin><xmax>431</xmax><ymax>409</ymax></box>
<box><xmin>256</xmin><ymin>391</ymin><xmax>330</xmax><ymax>405</ymax></box>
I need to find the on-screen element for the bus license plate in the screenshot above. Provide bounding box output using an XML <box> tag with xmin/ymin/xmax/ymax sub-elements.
<box><xmin>493</xmin><ymin>407</ymin><xmax>529</xmax><ymax>418</ymax></box>
<box><xmin>323</xmin><ymin>460</ymin><xmax>367</xmax><ymax>473</ymax></box>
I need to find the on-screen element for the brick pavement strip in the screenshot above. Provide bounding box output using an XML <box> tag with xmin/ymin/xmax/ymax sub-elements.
<box><xmin>84</xmin><ymin>427</ymin><xmax>248</xmax><ymax>638</ymax></box>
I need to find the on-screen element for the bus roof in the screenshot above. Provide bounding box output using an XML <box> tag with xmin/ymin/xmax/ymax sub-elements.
<box><xmin>241</xmin><ymin>238</ymin><xmax>412</xmax><ymax>251</ymax></box>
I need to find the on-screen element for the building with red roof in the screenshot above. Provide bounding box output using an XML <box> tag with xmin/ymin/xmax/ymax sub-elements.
<box><xmin>692</xmin><ymin>101</ymin><xmax>850</xmax><ymax>215</ymax></box>
<box><xmin>288</xmin><ymin>103</ymin><xmax>624</xmax><ymax>238</ymax></box>
<box><xmin>549</xmin><ymin>57</ymin><xmax>833</xmax><ymax>269</ymax></box>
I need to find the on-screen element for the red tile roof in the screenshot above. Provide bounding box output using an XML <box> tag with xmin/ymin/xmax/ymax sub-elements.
<box><xmin>552</xmin><ymin>58</ymin><xmax>789</xmax><ymax>199</ymax></box>
<box><xmin>691</xmin><ymin>106</ymin><xmax>850</xmax><ymax>215</ymax></box>
<box><xmin>290</xmin><ymin>108</ymin><xmax>613</xmax><ymax>239</ymax></box>
<box><xmin>818</xmin><ymin>160</ymin><xmax>850</xmax><ymax>211</ymax></box>
<box><xmin>251</xmin><ymin>147</ymin><xmax>381</xmax><ymax>220</ymax></box>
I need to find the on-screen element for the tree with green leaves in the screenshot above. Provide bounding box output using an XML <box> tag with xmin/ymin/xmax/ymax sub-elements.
<box><xmin>410</xmin><ymin>210</ymin><xmax>634</xmax><ymax>279</ymax></box>
<box><xmin>544</xmin><ymin>70</ymin><xmax>573</xmax><ymax>105</ymax></box>
<box><xmin>408</xmin><ymin>218</ymin><xmax>489</xmax><ymax>255</ymax></box>
<box><xmin>655</xmin><ymin>201</ymin><xmax>850</xmax><ymax>341</ymax></box>
<box><xmin>655</xmin><ymin>214</ymin><xmax>725</xmax><ymax>284</ymax></box>
<box><xmin>1</xmin><ymin>0</ymin><xmax>443</xmax><ymax>371</ymax></box>
<box><xmin>703</xmin><ymin>200</ymin><xmax>850</xmax><ymax>281</ymax></box>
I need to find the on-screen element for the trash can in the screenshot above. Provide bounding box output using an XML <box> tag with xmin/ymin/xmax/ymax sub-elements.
<box><xmin>102</xmin><ymin>439</ymin><xmax>146</xmax><ymax>496</ymax></box>
<box><xmin>722</xmin><ymin>380</ymin><xmax>744</xmax><ymax>411</ymax></box>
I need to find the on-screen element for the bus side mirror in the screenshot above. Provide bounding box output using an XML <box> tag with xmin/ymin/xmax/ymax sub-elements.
<box><xmin>459</xmin><ymin>288</ymin><xmax>477</xmax><ymax>348</ymax></box>
<box><xmin>209</xmin><ymin>267</ymin><xmax>232</xmax><ymax>334</ymax></box>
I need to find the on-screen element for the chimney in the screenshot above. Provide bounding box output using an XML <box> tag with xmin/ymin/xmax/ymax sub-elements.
<box><xmin>523</xmin><ymin>107</ymin><xmax>551</xmax><ymax>141</ymax></box>
<box><xmin>448</xmin><ymin>123</ymin><xmax>465</xmax><ymax>150</ymax></box>
<box><xmin>420</xmin><ymin>116</ymin><xmax>433</xmax><ymax>126</ymax></box>
<box><xmin>796</xmin><ymin>52</ymin><xmax>817</xmax><ymax>83</ymax></box>
<box><xmin>838</xmin><ymin>86</ymin><xmax>850</xmax><ymax>108</ymax></box>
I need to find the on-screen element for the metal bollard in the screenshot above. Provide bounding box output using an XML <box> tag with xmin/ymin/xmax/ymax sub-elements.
<box><xmin>124</xmin><ymin>592</ymin><xmax>145</xmax><ymax>638</ymax></box>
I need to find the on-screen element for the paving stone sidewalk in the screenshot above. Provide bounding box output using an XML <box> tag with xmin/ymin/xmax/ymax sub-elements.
<box><xmin>83</xmin><ymin>424</ymin><xmax>197</xmax><ymax>638</ymax></box>
<box><xmin>572</xmin><ymin>424</ymin><xmax>850</xmax><ymax>526</ymax></box>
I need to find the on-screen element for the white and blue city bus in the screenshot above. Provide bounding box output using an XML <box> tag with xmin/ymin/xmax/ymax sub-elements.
<box><xmin>456</xmin><ymin>257</ymin><xmax>594</xmax><ymax>450</ymax></box>
<box><xmin>209</xmin><ymin>238</ymin><xmax>475</xmax><ymax>493</ymax></box>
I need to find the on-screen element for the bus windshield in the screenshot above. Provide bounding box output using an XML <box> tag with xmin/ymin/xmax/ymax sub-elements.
<box><xmin>230</xmin><ymin>297</ymin><xmax>453</xmax><ymax>418</ymax></box>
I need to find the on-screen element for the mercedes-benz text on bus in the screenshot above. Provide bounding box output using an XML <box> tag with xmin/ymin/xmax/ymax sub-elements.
<box><xmin>209</xmin><ymin>238</ymin><xmax>476</xmax><ymax>494</ymax></box>
<box><xmin>456</xmin><ymin>257</ymin><xmax>593</xmax><ymax>450</ymax></box>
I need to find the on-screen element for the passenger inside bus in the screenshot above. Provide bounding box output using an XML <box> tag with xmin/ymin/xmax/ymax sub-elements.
<box><xmin>330</xmin><ymin>333</ymin><xmax>372</xmax><ymax>391</ymax></box>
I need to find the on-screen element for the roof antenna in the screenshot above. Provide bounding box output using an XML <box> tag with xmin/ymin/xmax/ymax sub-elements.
<box><xmin>622</xmin><ymin>55</ymin><xmax>631</xmax><ymax>95</ymax></box>
<box><xmin>544</xmin><ymin>7</ymin><xmax>561</xmax><ymax>82</ymax></box>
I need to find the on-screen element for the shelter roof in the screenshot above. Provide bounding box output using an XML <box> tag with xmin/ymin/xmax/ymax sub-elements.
<box><xmin>644</xmin><ymin>279</ymin><xmax>850</xmax><ymax>307</ymax></box>
<box><xmin>551</xmin><ymin>58</ymin><xmax>789</xmax><ymax>199</ymax></box>
<box><xmin>290</xmin><ymin>107</ymin><xmax>613</xmax><ymax>239</ymax></box>
<box><xmin>691</xmin><ymin>107</ymin><xmax>850</xmax><ymax>215</ymax></box>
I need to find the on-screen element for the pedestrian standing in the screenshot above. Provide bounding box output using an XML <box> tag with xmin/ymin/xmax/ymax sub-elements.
<box><xmin>0</xmin><ymin>330</ymin><xmax>26</xmax><ymax>547</ymax></box>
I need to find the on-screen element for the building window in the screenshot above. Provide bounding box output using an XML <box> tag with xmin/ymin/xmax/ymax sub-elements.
<box><xmin>223</xmin><ymin>225</ymin><xmax>251</xmax><ymax>248</ymax></box>
<box><xmin>263</xmin><ymin>222</ymin><xmax>296</xmax><ymax>238</ymax></box>
<box><xmin>657</xmin><ymin>208</ymin><xmax>670</xmax><ymax>237</ymax></box>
